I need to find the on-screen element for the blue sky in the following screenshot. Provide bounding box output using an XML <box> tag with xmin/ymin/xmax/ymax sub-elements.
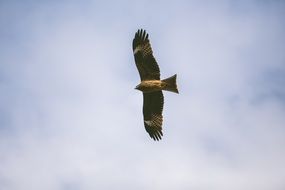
<box><xmin>1</xmin><ymin>0</ymin><xmax>285</xmax><ymax>189</ymax></box>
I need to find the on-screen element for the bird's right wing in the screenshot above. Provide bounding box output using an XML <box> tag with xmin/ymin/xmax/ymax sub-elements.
<box><xmin>132</xmin><ymin>29</ymin><xmax>160</xmax><ymax>81</ymax></box>
<box><xmin>143</xmin><ymin>91</ymin><xmax>164</xmax><ymax>141</ymax></box>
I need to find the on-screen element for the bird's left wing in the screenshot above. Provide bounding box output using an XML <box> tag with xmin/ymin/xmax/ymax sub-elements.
<box><xmin>132</xmin><ymin>29</ymin><xmax>160</xmax><ymax>81</ymax></box>
<box><xmin>143</xmin><ymin>91</ymin><xmax>164</xmax><ymax>141</ymax></box>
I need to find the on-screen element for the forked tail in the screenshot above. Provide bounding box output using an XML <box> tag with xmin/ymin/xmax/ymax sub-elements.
<box><xmin>162</xmin><ymin>74</ymin><xmax>179</xmax><ymax>93</ymax></box>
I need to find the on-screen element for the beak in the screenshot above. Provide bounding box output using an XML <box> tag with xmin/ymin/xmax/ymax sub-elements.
<box><xmin>134</xmin><ymin>85</ymin><xmax>139</xmax><ymax>90</ymax></box>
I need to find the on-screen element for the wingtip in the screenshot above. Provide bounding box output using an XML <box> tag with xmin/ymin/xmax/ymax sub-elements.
<box><xmin>135</xmin><ymin>28</ymin><xmax>149</xmax><ymax>40</ymax></box>
<box><xmin>150</xmin><ymin>131</ymin><xmax>163</xmax><ymax>141</ymax></box>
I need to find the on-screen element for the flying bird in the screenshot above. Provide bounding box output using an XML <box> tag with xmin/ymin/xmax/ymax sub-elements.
<box><xmin>132</xmin><ymin>29</ymin><xmax>179</xmax><ymax>141</ymax></box>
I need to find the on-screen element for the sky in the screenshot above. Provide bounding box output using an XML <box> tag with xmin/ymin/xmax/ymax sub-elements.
<box><xmin>0</xmin><ymin>0</ymin><xmax>285</xmax><ymax>189</ymax></box>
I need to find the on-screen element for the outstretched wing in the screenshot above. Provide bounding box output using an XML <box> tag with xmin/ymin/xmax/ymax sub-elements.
<box><xmin>143</xmin><ymin>91</ymin><xmax>164</xmax><ymax>141</ymax></box>
<box><xmin>132</xmin><ymin>29</ymin><xmax>160</xmax><ymax>81</ymax></box>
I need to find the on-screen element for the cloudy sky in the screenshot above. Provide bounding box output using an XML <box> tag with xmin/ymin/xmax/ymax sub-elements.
<box><xmin>1</xmin><ymin>0</ymin><xmax>285</xmax><ymax>189</ymax></box>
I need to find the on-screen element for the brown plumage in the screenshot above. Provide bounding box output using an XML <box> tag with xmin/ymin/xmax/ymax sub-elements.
<box><xmin>132</xmin><ymin>29</ymin><xmax>179</xmax><ymax>141</ymax></box>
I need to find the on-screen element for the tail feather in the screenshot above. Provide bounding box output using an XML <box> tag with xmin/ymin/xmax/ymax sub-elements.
<box><xmin>162</xmin><ymin>74</ymin><xmax>179</xmax><ymax>93</ymax></box>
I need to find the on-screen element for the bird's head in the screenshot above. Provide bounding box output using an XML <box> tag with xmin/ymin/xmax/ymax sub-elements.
<box><xmin>135</xmin><ymin>84</ymin><xmax>141</xmax><ymax>91</ymax></box>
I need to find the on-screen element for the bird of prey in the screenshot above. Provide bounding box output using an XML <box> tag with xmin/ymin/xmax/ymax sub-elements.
<box><xmin>132</xmin><ymin>29</ymin><xmax>179</xmax><ymax>141</ymax></box>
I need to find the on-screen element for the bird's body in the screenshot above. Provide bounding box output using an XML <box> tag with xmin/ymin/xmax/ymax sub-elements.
<box><xmin>132</xmin><ymin>29</ymin><xmax>178</xmax><ymax>141</ymax></box>
<box><xmin>136</xmin><ymin>80</ymin><xmax>165</xmax><ymax>93</ymax></box>
<box><xmin>135</xmin><ymin>75</ymin><xmax>178</xmax><ymax>93</ymax></box>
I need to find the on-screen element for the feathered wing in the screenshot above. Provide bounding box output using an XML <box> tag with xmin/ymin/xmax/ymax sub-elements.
<box><xmin>143</xmin><ymin>91</ymin><xmax>164</xmax><ymax>141</ymax></box>
<box><xmin>132</xmin><ymin>29</ymin><xmax>160</xmax><ymax>80</ymax></box>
